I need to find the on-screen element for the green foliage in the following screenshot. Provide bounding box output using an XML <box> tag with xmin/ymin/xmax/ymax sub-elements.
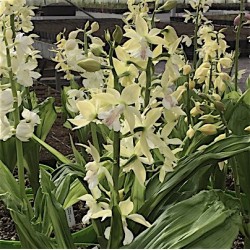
<box><xmin>125</xmin><ymin>190</ymin><xmax>241</xmax><ymax>249</ymax></box>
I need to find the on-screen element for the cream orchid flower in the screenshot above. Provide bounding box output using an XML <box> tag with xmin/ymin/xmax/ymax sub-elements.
<box><xmin>66</xmin><ymin>89</ymin><xmax>86</xmax><ymax>113</ymax></box>
<box><xmin>135</xmin><ymin>107</ymin><xmax>164</xmax><ymax>163</ymax></box>
<box><xmin>119</xmin><ymin>137</ymin><xmax>149</xmax><ymax>186</ymax></box>
<box><xmin>0</xmin><ymin>115</ymin><xmax>13</xmax><ymax>141</ymax></box>
<box><xmin>95</xmin><ymin>84</ymin><xmax>141</xmax><ymax>132</ymax></box>
<box><xmin>15</xmin><ymin>108</ymin><xmax>40</xmax><ymax>142</ymax></box>
<box><xmin>79</xmin><ymin>187</ymin><xmax>110</xmax><ymax>225</ymax></box>
<box><xmin>83</xmin><ymin>142</ymin><xmax>113</xmax><ymax>190</ymax></box>
<box><xmin>68</xmin><ymin>99</ymin><xmax>99</xmax><ymax>129</ymax></box>
<box><xmin>123</xmin><ymin>15</ymin><xmax>165</xmax><ymax>60</ymax></box>
<box><xmin>104</xmin><ymin>198</ymin><xmax>151</xmax><ymax>245</ymax></box>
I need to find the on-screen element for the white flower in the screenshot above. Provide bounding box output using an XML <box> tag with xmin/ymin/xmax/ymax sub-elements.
<box><xmin>0</xmin><ymin>89</ymin><xmax>14</xmax><ymax>116</ymax></box>
<box><xmin>15</xmin><ymin>109</ymin><xmax>40</xmax><ymax>142</ymax></box>
<box><xmin>98</xmin><ymin>104</ymin><xmax>125</xmax><ymax>132</ymax></box>
<box><xmin>79</xmin><ymin>188</ymin><xmax>110</xmax><ymax>225</ymax></box>
<box><xmin>66</xmin><ymin>89</ymin><xmax>86</xmax><ymax>113</ymax></box>
<box><xmin>0</xmin><ymin>116</ymin><xmax>13</xmax><ymax>141</ymax></box>
<box><xmin>16</xmin><ymin>121</ymin><xmax>34</xmax><ymax>142</ymax></box>
<box><xmin>83</xmin><ymin>142</ymin><xmax>113</xmax><ymax>190</ymax></box>
<box><xmin>21</xmin><ymin>108</ymin><xmax>40</xmax><ymax>125</ymax></box>
<box><xmin>104</xmin><ymin>198</ymin><xmax>152</xmax><ymax>245</ymax></box>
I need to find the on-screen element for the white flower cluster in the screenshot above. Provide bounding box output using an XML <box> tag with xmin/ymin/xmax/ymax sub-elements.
<box><xmin>0</xmin><ymin>0</ymin><xmax>41</xmax><ymax>142</ymax></box>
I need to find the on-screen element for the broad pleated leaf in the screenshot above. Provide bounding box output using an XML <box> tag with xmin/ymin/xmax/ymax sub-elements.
<box><xmin>125</xmin><ymin>190</ymin><xmax>241</xmax><ymax>249</ymax></box>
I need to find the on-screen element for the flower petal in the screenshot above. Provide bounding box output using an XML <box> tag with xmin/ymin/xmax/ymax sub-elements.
<box><xmin>119</xmin><ymin>198</ymin><xmax>134</xmax><ymax>216</ymax></box>
<box><xmin>121</xmin><ymin>84</ymin><xmax>140</xmax><ymax>105</ymax></box>
<box><xmin>123</xmin><ymin>226</ymin><xmax>134</xmax><ymax>245</ymax></box>
<box><xmin>127</xmin><ymin>213</ymin><xmax>152</xmax><ymax>227</ymax></box>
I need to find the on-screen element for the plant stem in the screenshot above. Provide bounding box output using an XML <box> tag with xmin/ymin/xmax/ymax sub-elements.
<box><xmin>4</xmin><ymin>16</ymin><xmax>25</xmax><ymax>197</ymax></box>
<box><xmin>109</xmin><ymin>43</ymin><xmax>121</xmax><ymax>201</ymax></box>
<box><xmin>234</xmin><ymin>0</ymin><xmax>244</xmax><ymax>91</ymax></box>
<box><xmin>192</xmin><ymin>4</ymin><xmax>200</xmax><ymax>70</ymax></box>
<box><xmin>90</xmin><ymin>123</ymin><xmax>100</xmax><ymax>153</ymax></box>
<box><xmin>144</xmin><ymin>58</ymin><xmax>152</xmax><ymax>108</ymax></box>
<box><xmin>186</xmin><ymin>77</ymin><xmax>192</xmax><ymax>126</ymax></box>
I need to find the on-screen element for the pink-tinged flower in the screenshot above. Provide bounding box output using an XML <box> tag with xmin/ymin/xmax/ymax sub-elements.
<box><xmin>245</xmin><ymin>13</ymin><xmax>250</xmax><ymax>21</ymax></box>
<box><xmin>234</xmin><ymin>14</ymin><xmax>241</xmax><ymax>26</ymax></box>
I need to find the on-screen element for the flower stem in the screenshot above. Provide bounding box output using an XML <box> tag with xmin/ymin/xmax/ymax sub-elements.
<box><xmin>186</xmin><ymin>78</ymin><xmax>192</xmax><ymax>126</ymax></box>
<box><xmin>144</xmin><ymin>58</ymin><xmax>152</xmax><ymax>108</ymax></box>
<box><xmin>90</xmin><ymin>123</ymin><xmax>100</xmax><ymax>153</ymax></box>
<box><xmin>4</xmin><ymin>16</ymin><xmax>25</xmax><ymax>197</ymax></box>
<box><xmin>234</xmin><ymin>0</ymin><xmax>244</xmax><ymax>91</ymax></box>
<box><xmin>192</xmin><ymin>4</ymin><xmax>200</xmax><ymax>70</ymax></box>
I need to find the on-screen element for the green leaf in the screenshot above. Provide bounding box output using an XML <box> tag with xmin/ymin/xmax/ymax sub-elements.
<box><xmin>0</xmin><ymin>137</ymin><xmax>17</xmax><ymax>172</ymax></box>
<box><xmin>131</xmin><ymin>177</ymin><xmax>145</xmax><ymax>212</ymax></box>
<box><xmin>141</xmin><ymin>135</ymin><xmax>250</xmax><ymax>221</ymax></box>
<box><xmin>63</xmin><ymin>179</ymin><xmax>87</xmax><ymax>208</ymax></box>
<box><xmin>227</xmin><ymin>89</ymin><xmax>250</xmax><ymax>219</ymax></box>
<box><xmin>72</xmin><ymin>225</ymin><xmax>97</xmax><ymax>244</ymax></box>
<box><xmin>35</xmin><ymin>97</ymin><xmax>57</xmax><ymax>141</ymax></box>
<box><xmin>40</xmin><ymin>169</ymin><xmax>76</xmax><ymax>248</ymax></box>
<box><xmin>70</xmin><ymin>134</ymin><xmax>86</xmax><ymax>166</ymax></box>
<box><xmin>0</xmin><ymin>240</ymin><xmax>21</xmax><ymax>249</ymax></box>
<box><xmin>124</xmin><ymin>190</ymin><xmax>241</xmax><ymax>249</ymax></box>
<box><xmin>23</xmin><ymin>139</ymin><xmax>40</xmax><ymax>195</ymax></box>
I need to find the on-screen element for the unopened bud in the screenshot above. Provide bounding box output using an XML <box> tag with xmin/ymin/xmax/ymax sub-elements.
<box><xmin>214</xmin><ymin>101</ymin><xmax>225</xmax><ymax>112</ymax></box>
<box><xmin>244</xmin><ymin>125</ymin><xmax>250</xmax><ymax>132</ymax></box>
<box><xmin>5</xmin><ymin>28</ymin><xmax>13</xmax><ymax>40</ymax></box>
<box><xmin>186</xmin><ymin>125</ymin><xmax>195</xmax><ymax>139</ymax></box>
<box><xmin>245</xmin><ymin>13</ymin><xmax>250</xmax><ymax>21</ymax></box>
<box><xmin>212</xmin><ymin>93</ymin><xmax>221</xmax><ymax>101</ymax></box>
<box><xmin>198</xmin><ymin>124</ymin><xmax>217</xmax><ymax>135</ymax></box>
<box><xmin>78</xmin><ymin>58</ymin><xmax>101</xmax><ymax>72</ymax></box>
<box><xmin>159</xmin><ymin>0</ymin><xmax>177</xmax><ymax>11</ymax></box>
<box><xmin>105</xmin><ymin>30</ymin><xmax>111</xmax><ymax>42</ymax></box>
<box><xmin>91</xmin><ymin>22</ymin><xmax>99</xmax><ymax>33</ymax></box>
<box><xmin>112</xmin><ymin>25</ymin><xmax>123</xmax><ymax>45</ymax></box>
<box><xmin>214</xmin><ymin>133</ymin><xmax>226</xmax><ymax>142</ymax></box>
<box><xmin>90</xmin><ymin>45</ymin><xmax>105</xmax><ymax>57</ymax></box>
<box><xmin>69</xmin><ymin>30</ymin><xmax>79</xmax><ymax>40</ymax></box>
<box><xmin>234</xmin><ymin>14</ymin><xmax>241</xmax><ymax>26</ymax></box>
<box><xmin>189</xmin><ymin>80</ymin><xmax>195</xmax><ymax>89</ymax></box>
<box><xmin>65</xmin><ymin>39</ymin><xmax>77</xmax><ymax>51</ymax></box>
<box><xmin>183</xmin><ymin>64</ymin><xmax>192</xmax><ymax>75</ymax></box>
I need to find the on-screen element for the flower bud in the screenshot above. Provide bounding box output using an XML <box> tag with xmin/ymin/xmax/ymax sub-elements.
<box><xmin>91</xmin><ymin>22</ymin><xmax>99</xmax><ymax>33</ymax></box>
<box><xmin>199</xmin><ymin>114</ymin><xmax>217</xmax><ymax>123</ymax></box>
<box><xmin>183</xmin><ymin>64</ymin><xmax>192</xmax><ymax>75</ymax></box>
<box><xmin>90</xmin><ymin>45</ymin><xmax>105</xmax><ymax>57</ymax></box>
<box><xmin>245</xmin><ymin>13</ymin><xmax>250</xmax><ymax>21</ymax></box>
<box><xmin>5</xmin><ymin>28</ymin><xmax>13</xmax><ymax>40</ymax></box>
<box><xmin>198</xmin><ymin>124</ymin><xmax>217</xmax><ymax>135</ymax></box>
<box><xmin>244</xmin><ymin>125</ymin><xmax>250</xmax><ymax>132</ymax></box>
<box><xmin>112</xmin><ymin>25</ymin><xmax>123</xmax><ymax>45</ymax></box>
<box><xmin>159</xmin><ymin>0</ymin><xmax>177</xmax><ymax>11</ymax></box>
<box><xmin>214</xmin><ymin>133</ymin><xmax>226</xmax><ymax>142</ymax></box>
<box><xmin>65</xmin><ymin>39</ymin><xmax>77</xmax><ymax>51</ymax></box>
<box><xmin>78</xmin><ymin>58</ymin><xmax>101</xmax><ymax>72</ymax></box>
<box><xmin>105</xmin><ymin>30</ymin><xmax>111</xmax><ymax>42</ymax></box>
<box><xmin>214</xmin><ymin>101</ymin><xmax>225</xmax><ymax>112</ymax></box>
<box><xmin>186</xmin><ymin>125</ymin><xmax>195</xmax><ymax>139</ymax></box>
<box><xmin>189</xmin><ymin>80</ymin><xmax>195</xmax><ymax>89</ymax></box>
<box><xmin>212</xmin><ymin>93</ymin><xmax>221</xmax><ymax>101</ymax></box>
<box><xmin>234</xmin><ymin>14</ymin><xmax>241</xmax><ymax>26</ymax></box>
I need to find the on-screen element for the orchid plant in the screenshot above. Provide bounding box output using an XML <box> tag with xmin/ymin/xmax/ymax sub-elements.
<box><xmin>0</xmin><ymin>0</ymin><xmax>250</xmax><ymax>249</ymax></box>
<box><xmin>53</xmin><ymin>0</ymin><xmax>250</xmax><ymax>248</ymax></box>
